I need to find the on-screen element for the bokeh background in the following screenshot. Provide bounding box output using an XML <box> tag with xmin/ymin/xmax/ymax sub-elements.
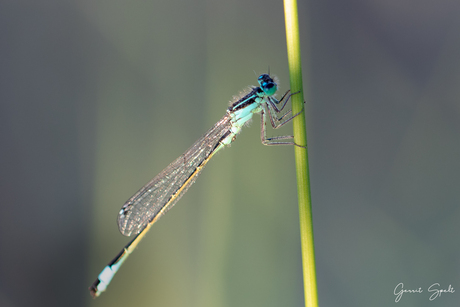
<box><xmin>1</xmin><ymin>0</ymin><xmax>460</xmax><ymax>306</ymax></box>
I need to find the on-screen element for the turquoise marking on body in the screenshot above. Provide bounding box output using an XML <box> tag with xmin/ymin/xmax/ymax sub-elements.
<box><xmin>97</xmin><ymin>267</ymin><xmax>114</xmax><ymax>292</ymax></box>
<box><xmin>231</xmin><ymin>94</ymin><xmax>255</xmax><ymax>110</ymax></box>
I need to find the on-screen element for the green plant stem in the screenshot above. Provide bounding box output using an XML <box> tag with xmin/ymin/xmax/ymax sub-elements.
<box><xmin>283</xmin><ymin>1</ymin><xmax>318</xmax><ymax>307</ymax></box>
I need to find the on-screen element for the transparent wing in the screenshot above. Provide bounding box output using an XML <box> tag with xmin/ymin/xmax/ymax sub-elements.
<box><xmin>117</xmin><ymin>114</ymin><xmax>233</xmax><ymax>236</ymax></box>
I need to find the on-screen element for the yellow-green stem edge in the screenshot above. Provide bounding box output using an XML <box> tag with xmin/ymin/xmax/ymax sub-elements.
<box><xmin>283</xmin><ymin>1</ymin><xmax>318</xmax><ymax>307</ymax></box>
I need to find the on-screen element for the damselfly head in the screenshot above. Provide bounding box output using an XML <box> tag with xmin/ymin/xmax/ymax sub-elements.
<box><xmin>258</xmin><ymin>74</ymin><xmax>277</xmax><ymax>96</ymax></box>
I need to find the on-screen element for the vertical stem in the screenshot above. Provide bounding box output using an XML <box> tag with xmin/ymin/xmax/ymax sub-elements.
<box><xmin>283</xmin><ymin>1</ymin><xmax>318</xmax><ymax>307</ymax></box>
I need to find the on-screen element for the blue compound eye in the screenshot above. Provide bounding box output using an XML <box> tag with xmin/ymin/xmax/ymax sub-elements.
<box><xmin>263</xmin><ymin>82</ymin><xmax>277</xmax><ymax>96</ymax></box>
<box><xmin>257</xmin><ymin>74</ymin><xmax>277</xmax><ymax>96</ymax></box>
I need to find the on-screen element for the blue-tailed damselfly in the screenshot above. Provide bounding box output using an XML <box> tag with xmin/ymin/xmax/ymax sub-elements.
<box><xmin>89</xmin><ymin>73</ymin><xmax>303</xmax><ymax>297</ymax></box>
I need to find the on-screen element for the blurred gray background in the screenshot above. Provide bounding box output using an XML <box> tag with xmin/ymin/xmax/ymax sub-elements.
<box><xmin>1</xmin><ymin>0</ymin><xmax>460</xmax><ymax>307</ymax></box>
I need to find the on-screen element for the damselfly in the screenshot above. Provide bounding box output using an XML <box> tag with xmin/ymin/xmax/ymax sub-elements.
<box><xmin>89</xmin><ymin>73</ymin><xmax>303</xmax><ymax>297</ymax></box>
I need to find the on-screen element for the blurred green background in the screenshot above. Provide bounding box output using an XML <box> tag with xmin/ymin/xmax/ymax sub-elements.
<box><xmin>1</xmin><ymin>0</ymin><xmax>460</xmax><ymax>306</ymax></box>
